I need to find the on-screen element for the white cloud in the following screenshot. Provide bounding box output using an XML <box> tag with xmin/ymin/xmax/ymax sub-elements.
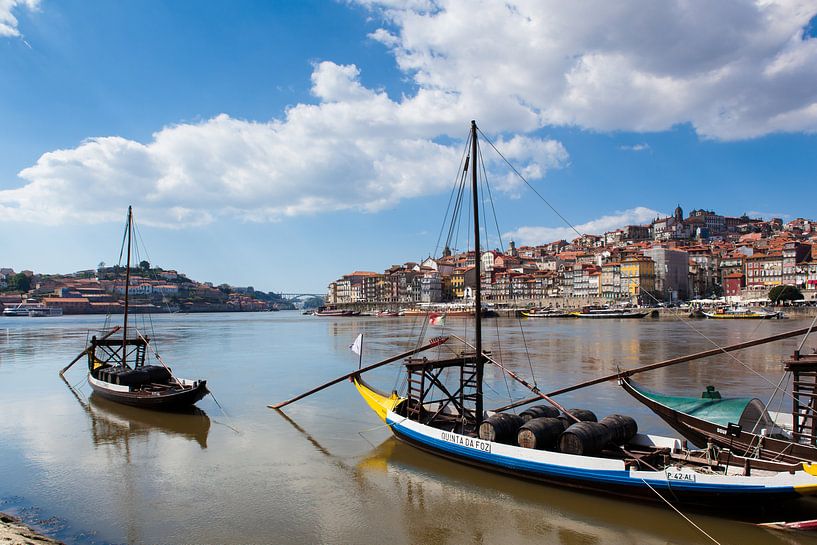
<box><xmin>0</xmin><ymin>0</ymin><xmax>38</xmax><ymax>38</ymax></box>
<box><xmin>0</xmin><ymin>62</ymin><xmax>569</xmax><ymax>227</ymax></box>
<box><xmin>504</xmin><ymin>206</ymin><xmax>660</xmax><ymax>245</ymax></box>
<box><xmin>619</xmin><ymin>143</ymin><xmax>650</xmax><ymax>152</ymax></box>
<box><xmin>361</xmin><ymin>0</ymin><xmax>817</xmax><ymax>140</ymax></box>
<box><xmin>7</xmin><ymin>1</ymin><xmax>815</xmax><ymax>228</ymax></box>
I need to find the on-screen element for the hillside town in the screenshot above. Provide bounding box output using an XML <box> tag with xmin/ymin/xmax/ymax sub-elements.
<box><xmin>327</xmin><ymin>206</ymin><xmax>817</xmax><ymax>307</ymax></box>
<box><xmin>0</xmin><ymin>263</ymin><xmax>291</xmax><ymax>314</ymax></box>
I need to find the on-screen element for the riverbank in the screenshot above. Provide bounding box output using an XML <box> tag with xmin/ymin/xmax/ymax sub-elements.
<box><xmin>0</xmin><ymin>512</ymin><xmax>62</xmax><ymax>545</ymax></box>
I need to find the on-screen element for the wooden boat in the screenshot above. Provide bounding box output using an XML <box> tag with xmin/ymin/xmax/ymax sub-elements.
<box><xmin>702</xmin><ymin>306</ymin><xmax>782</xmax><ymax>319</ymax></box>
<box><xmin>343</xmin><ymin>122</ymin><xmax>817</xmax><ymax>508</ymax></box>
<box><xmin>62</xmin><ymin>207</ymin><xmax>208</xmax><ymax>410</ymax></box>
<box><xmin>622</xmin><ymin>349</ymin><xmax>817</xmax><ymax>464</ymax></box>
<box><xmin>572</xmin><ymin>305</ymin><xmax>650</xmax><ymax>319</ymax></box>
<box><xmin>275</xmin><ymin>121</ymin><xmax>817</xmax><ymax>511</ymax></box>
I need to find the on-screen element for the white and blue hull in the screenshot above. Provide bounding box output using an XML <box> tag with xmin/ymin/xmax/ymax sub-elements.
<box><xmin>384</xmin><ymin>410</ymin><xmax>817</xmax><ymax>508</ymax></box>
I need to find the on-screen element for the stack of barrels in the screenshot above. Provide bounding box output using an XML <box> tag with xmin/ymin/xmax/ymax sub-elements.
<box><xmin>478</xmin><ymin>405</ymin><xmax>638</xmax><ymax>456</ymax></box>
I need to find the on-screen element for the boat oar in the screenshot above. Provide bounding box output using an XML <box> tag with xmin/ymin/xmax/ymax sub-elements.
<box><xmin>494</xmin><ymin>325</ymin><xmax>816</xmax><ymax>413</ymax></box>
<box><xmin>269</xmin><ymin>336</ymin><xmax>450</xmax><ymax>410</ymax></box>
<box><xmin>449</xmin><ymin>334</ymin><xmax>581</xmax><ymax>423</ymax></box>
<box><xmin>59</xmin><ymin>326</ymin><xmax>121</xmax><ymax>377</ymax></box>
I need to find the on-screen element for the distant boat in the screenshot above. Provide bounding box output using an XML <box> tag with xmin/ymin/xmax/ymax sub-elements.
<box><xmin>702</xmin><ymin>306</ymin><xmax>782</xmax><ymax>319</ymax></box>
<box><xmin>2</xmin><ymin>302</ymin><xmax>62</xmax><ymax>317</ymax></box>
<box><xmin>521</xmin><ymin>308</ymin><xmax>573</xmax><ymax>318</ymax></box>
<box><xmin>572</xmin><ymin>305</ymin><xmax>650</xmax><ymax>319</ymax></box>
<box><xmin>62</xmin><ymin>207</ymin><xmax>208</xmax><ymax>410</ymax></box>
<box><xmin>313</xmin><ymin>307</ymin><xmax>360</xmax><ymax>316</ymax></box>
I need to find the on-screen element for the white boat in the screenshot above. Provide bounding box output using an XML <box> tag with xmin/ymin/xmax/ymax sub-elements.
<box><xmin>2</xmin><ymin>303</ymin><xmax>61</xmax><ymax>317</ymax></box>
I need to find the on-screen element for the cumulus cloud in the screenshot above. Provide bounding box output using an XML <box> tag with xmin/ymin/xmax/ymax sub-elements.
<box><xmin>504</xmin><ymin>206</ymin><xmax>660</xmax><ymax>245</ymax></box>
<box><xmin>0</xmin><ymin>62</ymin><xmax>569</xmax><ymax>227</ymax></box>
<box><xmin>362</xmin><ymin>0</ymin><xmax>817</xmax><ymax>140</ymax></box>
<box><xmin>0</xmin><ymin>0</ymin><xmax>38</xmax><ymax>38</ymax></box>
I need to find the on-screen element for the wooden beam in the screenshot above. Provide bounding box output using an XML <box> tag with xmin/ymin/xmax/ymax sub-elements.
<box><xmin>494</xmin><ymin>326</ymin><xmax>815</xmax><ymax>413</ymax></box>
<box><xmin>59</xmin><ymin>326</ymin><xmax>121</xmax><ymax>377</ymax></box>
<box><xmin>268</xmin><ymin>336</ymin><xmax>449</xmax><ymax>410</ymax></box>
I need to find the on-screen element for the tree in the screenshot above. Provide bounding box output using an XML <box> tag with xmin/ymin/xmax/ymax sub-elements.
<box><xmin>8</xmin><ymin>273</ymin><xmax>31</xmax><ymax>293</ymax></box>
<box><xmin>139</xmin><ymin>260</ymin><xmax>150</xmax><ymax>270</ymax></box>
<box><xmin>769</xmin><ymin>285</ymin><xmax>803</xmax><ymax>304</ymax></box>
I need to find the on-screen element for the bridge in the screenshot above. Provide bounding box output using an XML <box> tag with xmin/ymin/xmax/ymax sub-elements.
<box><xmin>279</xmin><ymin>293</ymin><xmax>325</xmax><ymax>301</ymax></box>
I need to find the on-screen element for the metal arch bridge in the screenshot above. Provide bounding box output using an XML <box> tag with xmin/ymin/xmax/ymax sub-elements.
<box><xmin>279</xmin><ymin>293</ymin><xmax>325</xmax><ymax>301</ymax></box>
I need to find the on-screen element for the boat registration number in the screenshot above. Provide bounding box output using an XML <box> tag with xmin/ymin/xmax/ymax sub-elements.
<box><xmin>440</xmin><ymin>431</ymin><xmax>492</xmax><ymax>453</ymax></box>
<box><xmin>666</xmin><ymin>471</ymin><xmax>696</xmax><ymax>482</ymax></box>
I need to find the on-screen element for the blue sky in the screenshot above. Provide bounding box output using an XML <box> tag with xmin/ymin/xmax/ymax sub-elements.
<box><xmin>1</xmin><ymin>1</ymin><xmax>817</xmax><ymax>293</ymax></box>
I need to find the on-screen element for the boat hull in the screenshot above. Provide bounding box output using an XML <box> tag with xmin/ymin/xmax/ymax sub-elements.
<box><xmin>88</xmin><ymin>374</ymin><xmax>208</xmax><ymax>410</ymax></box>
<box><xmin>352</xmin><ymin>377</ymin><xmax>817</xmax><ymax>509</ymax></box>
<box><xmin>386</xmin><ymin>414</ymin><xmax>817</xmax><ymax>508</ymax></box>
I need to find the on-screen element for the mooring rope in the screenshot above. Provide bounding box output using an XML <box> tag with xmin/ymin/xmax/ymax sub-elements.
<box><xmin>640</xmin><ymin>478</ymin><xmax>723</xmax><ymax>545</ymax></box>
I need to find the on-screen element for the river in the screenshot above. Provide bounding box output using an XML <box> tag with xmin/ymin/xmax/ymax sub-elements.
<box><xmin>1</xmin><ymin>311</ymin><xmax>816</xmax><ymax>544</ymax></box>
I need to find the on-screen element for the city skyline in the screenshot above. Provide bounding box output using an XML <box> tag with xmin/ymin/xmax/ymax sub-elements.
<box><xmin>2</xmin><ymin>1</ymin><xmax>817</xmax><ymax>292</ymax></box>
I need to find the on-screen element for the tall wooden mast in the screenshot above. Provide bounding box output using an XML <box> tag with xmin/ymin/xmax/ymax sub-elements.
<box><xmin>122</xmin><ymin>205</ymin><xmax>133</xmax><ymax>366</ymax></box>
<box><xmin>470</xmin><ymin>120</ymin><xmax>484</xmax><ymax>424</ymax></box>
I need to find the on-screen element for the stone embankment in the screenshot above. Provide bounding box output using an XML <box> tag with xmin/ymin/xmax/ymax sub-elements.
<box><xmin>0</xmin><ymin>512</ymin><xmax>62</xmax><ymax>545</ymax></box>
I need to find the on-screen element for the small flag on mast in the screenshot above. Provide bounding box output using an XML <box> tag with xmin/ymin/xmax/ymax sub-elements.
<box><xmin>428</xmin><ymin>312</ymin><xmax>445</xmax><ymax>327</ymax></box>
<box><xmin>349</xmin><ymin>333</ymin><xmax>363</xmax><ymax>356</ymax></box>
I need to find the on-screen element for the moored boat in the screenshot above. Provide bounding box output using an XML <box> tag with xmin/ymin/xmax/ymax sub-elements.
<box><xmin>313</xmin><ymin>307</ymin><xmax>360</xmax><ymax>316</ymax></box>
<box><xmin>276</xmin><ymin>121</ymin><xmax>817</xmax><ymax>510</ymax></box>
<box><xmin>2</xmin><ymin>303</ymin><xmax>62</xmax><ymax>317</ymax></box>
<box><xmin>622</xmin><ymin>346</ymin><xmax>817</xmax><ymax>464</ymax></box>
<box><xmin>572</xmin><ymin>305</ymin><xmax>650</xmax><ymax>319</ymax></box>
<box><xmin>61</xmin><ymin>207</ymin><xmax>208</xmax><ymax>411</ymax></box>
<box><xmin>521</xmin><ymin>308</ymin><xmax>574</xmax><ymax>318</ymax></box>
<box><xmin>702</xmin><ymin>306</ymin><xmax>782</xmax><ymax>319</ymax></box>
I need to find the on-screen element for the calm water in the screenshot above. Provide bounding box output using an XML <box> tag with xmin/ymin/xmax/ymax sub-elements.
<box><xmin>2</xmin><ymin>311</ymin><xmax>817</xmax><ymax>545</ymax></box>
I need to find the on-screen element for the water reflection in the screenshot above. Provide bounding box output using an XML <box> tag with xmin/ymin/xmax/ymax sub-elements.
<box><xmin>62</xmin><ymin>377</ymin><xmax>210</xmax><ymax>450</ymax></box>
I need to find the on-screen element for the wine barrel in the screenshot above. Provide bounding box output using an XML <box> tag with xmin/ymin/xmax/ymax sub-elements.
<box><xmin>559</xmin><ymin>408</ymin><xmax>597</xmax><ymax>427</ymax></box>
<box><xmin>519</xmin><ymin>405</ymin><xmax>560</xmax><ymax>422</ymax></box>
<box><xmin>599</xmin><ymin>414</ymin><xmax>638</xmax><ymax>445</ymax></box>
<box><xmin>479</xmin><ymin>413</ymin><xmax>525</xmax><ymax>444</ymax></box>
<box><xmin>517</xmin><ymin>417</ymin><xmax>565</xmax><ymax>450</ymax></box>
<box><xmin>558</xmin><ymin>422</ymin><xmax>612</xmax><ymax>455</ymax></box>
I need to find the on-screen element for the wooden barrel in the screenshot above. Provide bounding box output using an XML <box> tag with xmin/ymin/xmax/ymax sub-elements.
<box><xmin>559</xmin><ymin>408</ymin><xmax>597</xmax><ymax>427</ymax></box>
<box><xmin>599</xmin><ymin>414</ymin><xmax>638</xmax><ymax>445</ymax></box>
<box><xmin>558</xmin><ymin>422</ymin><xmax>612</xmax><ymax>455</ymax></box>
<box><xmin>517</xmin><ymin>417</ymin><xmax>565</xmax><ymax>449</ymax></box>
<box><xmin>519</xmin><ymin>405</ymin><xmax>560</xmax><ymax>422</ymax></box>
<box><xmin>479</xmin><ymin>413</ymin><xmax>525</xmax><ymax>444</ymax></box>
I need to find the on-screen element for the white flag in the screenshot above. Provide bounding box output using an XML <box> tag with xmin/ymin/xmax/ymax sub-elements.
<box><xmin>349</xmin><ymin>333</ymin><xmax>363</xmax><ymax>356</ymax></box>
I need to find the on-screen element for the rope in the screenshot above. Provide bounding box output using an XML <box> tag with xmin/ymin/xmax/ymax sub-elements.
<box><xmin>640</xmin><ymin>478</ymin><xmax>723</xmax><ymax>545</ymax></box>
<box><xmin>477</xmin><ymin>127</ymin><xmax>584</xmax><ymax>240</ymax></box>
<box><xmin>638</xmin><ymin>286</ymin><xmax>797</xmax><ymax>404</ymax></box>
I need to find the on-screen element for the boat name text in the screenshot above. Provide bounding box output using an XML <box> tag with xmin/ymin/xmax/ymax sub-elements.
<box><xmin>440</xmin><ymin>432</ymin><xmax>492</xmax><ymax>453</ymax></box>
